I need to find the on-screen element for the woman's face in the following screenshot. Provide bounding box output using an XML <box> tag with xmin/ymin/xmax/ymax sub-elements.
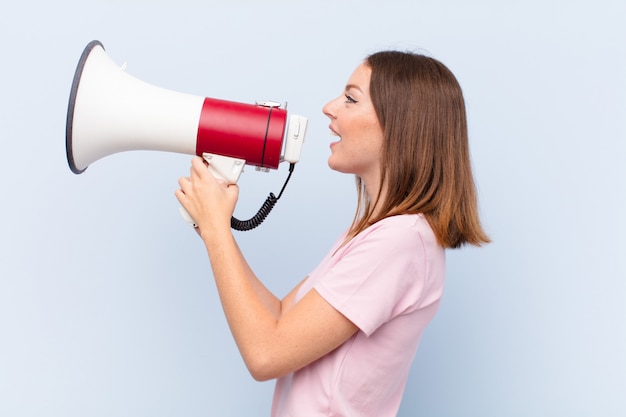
<box><xmin>322</xmin><ymin>63</ymin><xmax>384</xmax><ymax>187</ymax></box>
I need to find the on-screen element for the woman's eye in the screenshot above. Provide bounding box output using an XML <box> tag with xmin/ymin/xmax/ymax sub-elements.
<box><xmin>345</xmin><ymin>94</ymin><xmax>358</xmax><ymax>104</ymax></box>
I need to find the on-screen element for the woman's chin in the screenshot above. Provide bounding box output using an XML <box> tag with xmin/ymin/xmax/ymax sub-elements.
<box><xmin>327</xmin><ymin>158</ymin><xmax>350</xmax><ymax>174</ymax></box>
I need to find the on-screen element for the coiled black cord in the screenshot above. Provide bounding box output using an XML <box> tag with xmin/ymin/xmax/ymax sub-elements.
<box><xmin>230</xmin><ymin>163</ymin><xmax>295</xmax><ymax>231</ymax></box>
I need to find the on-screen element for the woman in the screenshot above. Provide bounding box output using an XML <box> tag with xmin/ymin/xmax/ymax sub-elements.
<box><xmin>176</xmin><ymin>50</ymin><xmax>489</xmax><ymax>417</ymax></box>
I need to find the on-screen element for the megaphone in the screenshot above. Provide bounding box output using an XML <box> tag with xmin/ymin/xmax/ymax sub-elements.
<box><xmin>66</xmin><ymin>40</ymin><xmax>307</xmax><ymax>230</ymax></box>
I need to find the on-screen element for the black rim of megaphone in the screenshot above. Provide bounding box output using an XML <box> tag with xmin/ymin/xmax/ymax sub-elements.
<box><xmin>66</xmin><ymin>40</ymin><xmax>103</xmax><ymax>174</ymax></box>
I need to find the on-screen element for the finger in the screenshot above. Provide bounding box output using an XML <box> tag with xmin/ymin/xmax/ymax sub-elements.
<box><xmin>177</xmin><ymin>176</ymin><xmax>192</xmax><ymax>190</ymax></box>
<box><xmin>189</xmin><ymin>158</ymin><xmax>206</xmax><ymax>182</ymax></box>
<box><xmin>174</xmin><ymin>188</ymin><xmax>186</xmax><ymax>204</ymax></box>
<box><xmin>191</xmin><ymin>156</ymin><xmax>207</xmax><ymax>172</ymax></box>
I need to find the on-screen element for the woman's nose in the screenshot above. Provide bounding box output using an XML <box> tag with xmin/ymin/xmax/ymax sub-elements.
<box><xmin>322</xmin><ymin>96</ymin><xmax>339</xmax><ymax>119</ymax></box>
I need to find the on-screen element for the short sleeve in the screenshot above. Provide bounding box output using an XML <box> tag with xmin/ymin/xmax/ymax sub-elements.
<box><xmin>312</xmin><ymin>215</ymin><xmax>441</xmax><ymax>336</ymax></box>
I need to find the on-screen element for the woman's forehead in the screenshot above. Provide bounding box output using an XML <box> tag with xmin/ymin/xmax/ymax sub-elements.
<box><xmin>345</xmin><ymin>63</ymin><xmax>371</xmax><ymax>90</ymax></box>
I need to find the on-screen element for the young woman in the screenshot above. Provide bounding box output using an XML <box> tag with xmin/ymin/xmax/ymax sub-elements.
<box><xmin>176</xmin><ymin>50</ymin><xmax>489</xmax><ymax>417</ymax></box>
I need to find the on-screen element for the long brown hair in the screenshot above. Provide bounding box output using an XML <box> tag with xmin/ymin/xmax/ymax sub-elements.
<box><xmin>347</xmin><ymin>51</ymin><xmax>489</xmax><ymax>249</ymax></box>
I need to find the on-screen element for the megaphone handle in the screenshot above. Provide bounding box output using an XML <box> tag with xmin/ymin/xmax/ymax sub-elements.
<box><xmin>180</xmin><ymin>153</ymin><xmax>246</xmax><ymax>228</ymax></box>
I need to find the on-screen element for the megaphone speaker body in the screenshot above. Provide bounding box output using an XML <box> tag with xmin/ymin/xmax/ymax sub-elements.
<box><xmin>66</xmin><ymin>41</ymin><xmax>297</xmax><ymax>176</ymax></box>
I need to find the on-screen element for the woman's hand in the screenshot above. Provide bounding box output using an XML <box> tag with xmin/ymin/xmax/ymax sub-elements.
<box><xmin>175</xmin><ymin>156</ymin><xmax>239</xmax><ymax>235</ymax></box>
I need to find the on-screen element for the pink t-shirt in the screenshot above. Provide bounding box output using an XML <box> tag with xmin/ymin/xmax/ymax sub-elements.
<box><xmin>271</xmin><ymin>214</ymin><xmax>446</xmax><ymax>417</ymax></box>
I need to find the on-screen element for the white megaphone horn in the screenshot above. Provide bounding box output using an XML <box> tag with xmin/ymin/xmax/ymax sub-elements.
<box><xmin>66</xmin><ymin>40</ymin><xmax>307</xmax><ymax>230</ymax></box>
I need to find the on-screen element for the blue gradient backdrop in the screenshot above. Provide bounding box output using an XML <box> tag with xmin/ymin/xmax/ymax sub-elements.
<box><xmin>1</xmin><ymin>1</ymin><xmax>624</xmax><ymax>416</ymax></box>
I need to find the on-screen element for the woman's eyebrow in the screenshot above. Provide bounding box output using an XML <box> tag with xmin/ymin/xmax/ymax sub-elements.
<box><xmin>345</xmin><ymin>83</ymin><xmax>364</xmax><ymax>93</ymax></box>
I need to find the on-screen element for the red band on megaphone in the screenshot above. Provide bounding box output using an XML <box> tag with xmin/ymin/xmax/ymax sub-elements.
<box><xmin>196</xmin><ymin>98</ymin><xmax>287</xmax><ymax>169</ymax></box>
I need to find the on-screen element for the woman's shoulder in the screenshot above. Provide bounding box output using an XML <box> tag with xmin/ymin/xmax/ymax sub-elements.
<box><xmin>370</xmin><ymin>214</ymin><xmax>433</xmax><ymax>238</ymax></box>
<box><xmin>377</xmin><ymin>213</ymin><xmax>427</xmax><ymax>227</ymax></box>
<box><xmin>350</xmin><ymin>214</ymin><xmax>440</xmax><ymax>253</ymax></box>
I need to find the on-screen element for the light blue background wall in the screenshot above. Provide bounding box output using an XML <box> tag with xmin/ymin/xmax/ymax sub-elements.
<box><xmin>1</xmin><ymin>1</ymin><xmax>624</xmax><ymax>416</ymax></box>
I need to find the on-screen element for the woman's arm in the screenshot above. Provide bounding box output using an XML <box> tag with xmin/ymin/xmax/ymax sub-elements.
<box><xmin>203</xmin><ymin>227</ymin><xmax>357</xmax><ymax>381</ymax></box>
<box><xmin>176</xmin><ymin>157</ymin><xmax>358</xmax><ymax>381</ymax></box>
<box><xmin>230</xmin><ymin>238</ymin><xmax>283</xmax><ymax>319</ymax></box>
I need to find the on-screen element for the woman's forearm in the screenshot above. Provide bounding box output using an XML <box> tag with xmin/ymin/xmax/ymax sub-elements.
<box><xmin>231</xmin><ymin>237</ymin><xmax>282</xmax><ymax>319</ymax></box>
<box><xmin>201</xmin><ymin>227</ymin><xmax>282</xmax><ymax>377</ymax></box>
